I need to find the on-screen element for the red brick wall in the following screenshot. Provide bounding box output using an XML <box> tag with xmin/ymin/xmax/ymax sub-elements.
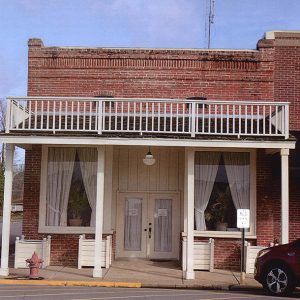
<box><xmin>27</xmin><ymin>38</ymin><xmax>274</xmax><ymax>101</ymax></box>
<box><xmin>256</xmin><ymin>149</ymin><xmax>281</xmax><ymax>246</ymax></box>
<box><xmin>22</xmin><ymin>35</ymin><xmax>300</xmax><ymax>269</ymax></box>
<box><xmin>271</xmin><ymin>32</ymin><xmax>300</xmax><ymax>131</ymax></box>
<box><xmin>270</xmin><ymin>31</ymin><xmax>300</xmax><ymax>241</ymax></box>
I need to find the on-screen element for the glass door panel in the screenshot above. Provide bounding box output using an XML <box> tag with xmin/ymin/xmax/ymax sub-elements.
<box><xmin>149</xmin><ymin>193</ymin><xmax>179</xmax><ymax>260</ymax></box>
<box><xmin>116</xmin><ymin>192</ymin><xmax>147</xmax><ymax>258</ymax></box>
<box><xmin>154</xmin><ymin>199</ymin><xmax>172</xmax><ymax>252</ymax></box>
<box><xmin>124</xmin><ymin>198</ymin><xmax>142</xmax><ymax>251</ymax></box>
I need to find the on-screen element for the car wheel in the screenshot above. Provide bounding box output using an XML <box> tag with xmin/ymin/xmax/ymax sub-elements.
<box><xmin>263</xmin><ymin>264</ymin><xmax>295</xmax><ymax>296</ymax></box>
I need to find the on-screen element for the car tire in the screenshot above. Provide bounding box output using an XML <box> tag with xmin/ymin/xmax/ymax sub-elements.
<box><xmin>263</xmin><ymin>263</ymin><xmax>295</xmax><ymax>297</ymax></box>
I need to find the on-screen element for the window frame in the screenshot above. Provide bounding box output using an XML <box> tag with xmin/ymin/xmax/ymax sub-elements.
<box><xmin>38</xmin><ymin>145</ymin><xmax>96</xmax><ymax>234</ymax></box>
<box><xmin>193</xmin><ymin>148</ymin><xmax>256</xmax><ymax>239</ymax></box>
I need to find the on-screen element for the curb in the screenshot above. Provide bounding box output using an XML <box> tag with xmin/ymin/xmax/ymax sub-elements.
<box><xmin>0</xmin><ymin>279</ymin><xmax>262</xmax><ymax>291</ymax></box>
<box><xmin>142</xmin><ymin>283</ymin><xmax>262</xmax><ymax>291</ymax></box>
<box><xmin>229</xmin><ymin>284</ymin><xmax>263</xmax><ymax>292</ymax></box>
<box><xmin>0</xmin><ymin>279</ymin><xmax>141</xmax><ymax>288</ymax></box>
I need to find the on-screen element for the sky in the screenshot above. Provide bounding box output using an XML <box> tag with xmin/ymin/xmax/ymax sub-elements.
<box><xmin>0</xmin><ymin>0</ymin><xmax>300</xmax><ymax>100</ymax></box>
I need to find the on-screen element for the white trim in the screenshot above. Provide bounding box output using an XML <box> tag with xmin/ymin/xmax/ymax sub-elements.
<box><xmin>93</xmin><ymin>146</ymin><xmax>105</xmax><ymax>278</ymax></box>
<box><xmin>194</xmin><ymin>231</ymin><xmax>257</xmax><ymax>239</ymax></box>
<box><xmin>103</xmin><ymin>146</ymin><xmax>113</xmax><ymax>232</ymax></box>
<box><xmin>265</xmin><ymin>30</ymin><xmax>300</xmax><ymax>39</ymax></box>
<box><xmin>184</xmin><ymin>148</ymin><xmax>195</xmax><ymax>280</ymax></box>
<box><xmin>281</xmin><ymin>148</ymin><xmax>289</xmax><ymax>244</ymax></box>
<box><xmin>1</xmin><ymin>136</ymin><xmax>296</xmax><ymax>149</ymax></box>
<box><xmin>193</xmin><ymin>149</ymin><xmax>256</xmax><ymax>237</ymax></box>
<box><xmin>0</xmin><ymin>144</ymin><xmax>14</xmax><ymax>276</ymax></box>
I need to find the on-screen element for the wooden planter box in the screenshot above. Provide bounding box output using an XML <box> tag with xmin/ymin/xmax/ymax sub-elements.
<box><xmin>14</xmin><ymin>235</ymin><xmax>51</xmax><ymax>269</ymax></box>
<box><xmin>78</xmin><ymin>234</ymin><xmax>112</xmax><ymax>269</ymax></box>
<box><xmin>182</xmin><ymin>235</ymin><xmax>214</xmax><ymax>272</ymax></box>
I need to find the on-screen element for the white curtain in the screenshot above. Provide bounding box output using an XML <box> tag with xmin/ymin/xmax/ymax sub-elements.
<box><xmin>154</xmin><ymin>199</ymin><xmax>172</xmax><ymax>252</ymax></box>
<box><xmin>223</xmin><ymin>152</ymin><xmax>250</xmax><ymax>209</ymax></box>
<box><xmin>194</xmin><ymin>152</ymin><xmax>221</xmax><ymax>230</ymax></box>
<box><xmin>77</xmin><ymin>148</ymin><xmax>97</xmax><ymax>226</ymax></box>
<box><xmin>124</xmin><ymin>198</ymin><xmax>142</xmax><ymax>251</ymax></box>
<box><xmin>46</xmin><ymin>148</ymin><xmax>76</xmax><ymax>226</ymax></box>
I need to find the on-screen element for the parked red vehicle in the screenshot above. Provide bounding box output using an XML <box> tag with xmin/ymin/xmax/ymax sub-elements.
<box><xmin>254</xmin><ymin>239</ymin><xmax>300</xmax><ymax>296</ymax></box>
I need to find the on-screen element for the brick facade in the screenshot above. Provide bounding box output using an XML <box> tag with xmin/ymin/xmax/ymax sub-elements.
<box><xmin>22</xmin><ymin>32</ymin><xmax>300</xmax><ymax>269</ymax></box>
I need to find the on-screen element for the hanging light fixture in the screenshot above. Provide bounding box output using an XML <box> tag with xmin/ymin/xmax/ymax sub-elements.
<box><xmin>143</xmin><ymin>146</ymin><xmax>155</xmax><ymax>166</ymax></box>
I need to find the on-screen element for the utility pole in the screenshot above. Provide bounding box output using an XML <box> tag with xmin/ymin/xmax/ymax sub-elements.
<box><xmin>207</xmin><ymin>0</ymin><xmax>215</xmax><ymax>49</ymax></box>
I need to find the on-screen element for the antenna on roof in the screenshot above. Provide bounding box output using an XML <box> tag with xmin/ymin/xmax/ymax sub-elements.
<box><xmin>206</xmin><ymin>0</ymin><xmax>215</xmax><ymax>49</ymax></box>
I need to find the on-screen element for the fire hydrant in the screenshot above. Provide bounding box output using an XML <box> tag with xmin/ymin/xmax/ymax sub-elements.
<box><xmin>26</xmin><ymin>252</ymin><xmax>43</xmax><ymax>279</ymax></box>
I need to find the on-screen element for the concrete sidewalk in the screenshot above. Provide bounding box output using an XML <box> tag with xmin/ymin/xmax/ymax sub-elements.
<box><xmin>0</xmin><ymin>259</ymin><xmax>262</xmax><ymax>291</ymax></box>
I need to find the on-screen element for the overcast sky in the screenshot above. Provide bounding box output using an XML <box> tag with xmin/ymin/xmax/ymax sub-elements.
<box><xmin>0</xmin><ymin>0</ymin><xmax>300</xmax><ymax>99</ymax></box>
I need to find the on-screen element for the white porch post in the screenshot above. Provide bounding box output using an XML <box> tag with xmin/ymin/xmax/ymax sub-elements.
<box><xmin>184</xmin><ymin>148</ymin><xmax>195</xmax><ymax>279</ymax></box>
<box><xmin>0</xmin><ymin>144</ymin><xmax>14</xmax><ymax>276</ymax></box>
<box><xmin>93</xmin><ymin>146</ymin><xmax>105</xmax><ymax>278</ymax></box>
<box><xmin>280</xmin><ymin>148</ymin><xmax>289</xmax><ymax>244</ymax></box>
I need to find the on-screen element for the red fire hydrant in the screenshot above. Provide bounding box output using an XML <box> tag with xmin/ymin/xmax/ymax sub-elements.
<box><xmin>26</xmin><ymin>252</ymin><xmax>43</xmax><ymax>279</ymax></box>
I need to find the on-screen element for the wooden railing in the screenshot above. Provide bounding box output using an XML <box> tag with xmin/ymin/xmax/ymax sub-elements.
<box><xmin>6</xmin><ymin>97</ymin><xmax>289</xmax><ymax>139</ymax></box>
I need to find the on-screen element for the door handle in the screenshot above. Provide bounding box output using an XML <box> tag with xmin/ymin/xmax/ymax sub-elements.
<box><xmin>148</xmin><ymin>227</ymin><xmax>152</xmax><ymax>239</ymax></box>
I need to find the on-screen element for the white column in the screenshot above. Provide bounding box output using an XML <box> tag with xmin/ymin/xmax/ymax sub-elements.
<box><xmin>281</xmin><ymin>148</ymin><xmax>289</xmax><ymax>244</ymax></box>
<box><xmin>103</xmin><ymin>146</ymin><xmax>113</xmax><ymax>232</ymax></box>
<box><xmin>93</xmin><ymin>146</ymin><xmax>105</xmax><ymax>278</ymax></box>
<box><xmin>183</xmin><ymin>148</ymin><xmax>195</xmax><ymax>279</ymax></box>
<box><xmin>0</xmin><ymin>144</ymin><xmax>14</xmax><ymax>276</ymax></box>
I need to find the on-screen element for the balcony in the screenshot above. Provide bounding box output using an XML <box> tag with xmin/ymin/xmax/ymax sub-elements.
<box><xmin>5</xmin><ymin>97</ymin><xmax>289</xmax><ymax>139</ymax></box>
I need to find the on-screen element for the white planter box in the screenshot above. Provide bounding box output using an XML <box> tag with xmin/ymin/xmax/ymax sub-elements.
<box><xmin>182</xmin><ymin>236</ymin><xmax>214</xmax><ymax>272</ymax></box>
<box><xmin>245</xmin><ymin>243</ymin><xmax>266</xmax><ymax>274</ymax></box>
<box><xmin>78</xmin><ymin>234</ymin><xmax>112</xmax><ymax>269</ymax></box>
<box><xmin>14</xmin><ymin>235</ymin><xmax>51</xmax><ymax>269</ymax></box>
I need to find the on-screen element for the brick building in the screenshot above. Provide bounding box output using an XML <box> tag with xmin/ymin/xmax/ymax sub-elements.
<box><xmin>0</xmin><ymin>30</ymin><xmax>299</xmax><ymax>278</ymax></box>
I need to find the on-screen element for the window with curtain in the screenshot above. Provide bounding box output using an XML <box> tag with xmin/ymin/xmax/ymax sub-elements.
<box><xmin>194</xmin><ymin>151</ymin><xmax>250</xmax><ymax>232</ymax></box>
<box><xmin>45</xmin><ymin>147</ymin><xmax>97</xmax><ymax>227</ymax></box>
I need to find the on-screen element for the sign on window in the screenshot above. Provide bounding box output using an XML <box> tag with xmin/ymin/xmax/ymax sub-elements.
<box><xmin>237</xmin><ymin>209</ymin><xmax>250</xmax><ymax>229</ymax></box>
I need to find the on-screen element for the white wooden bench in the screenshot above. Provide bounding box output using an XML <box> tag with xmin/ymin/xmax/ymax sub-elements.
<box><xmin>182</xmin><ymin>235</ymin><xmax>214</xmax><ymax>272</ymax></box>
<box><xmin>14</xmin><ymin>235</ymin><xmax>51</xmax><ymax>269</ymax></box>
<box><xmin>78</xmin><ymin>235</ymin><xmax>112</xmax><ymax>269</ymax></box>
<box><xmin>245</xmin><ymin>243</ymin><xmax>266</xmax><ymax>274</ymax></box>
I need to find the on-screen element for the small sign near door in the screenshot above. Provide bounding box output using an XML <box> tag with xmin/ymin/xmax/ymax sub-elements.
<box><xmin>128</xmin><ymin>208</ymin><xmax>138</xmax><ymax>216</ymax></box>
<box><xmin>157</xmin><ymin>208</ymin><xmax>168</xmax><ymax>217</ymax></box>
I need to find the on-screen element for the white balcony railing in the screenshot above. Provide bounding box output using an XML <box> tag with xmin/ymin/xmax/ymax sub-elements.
<box><xmin>5</xmin><ymin>97</ymin><xmax>289</xmax><ymax>139</ymax></box>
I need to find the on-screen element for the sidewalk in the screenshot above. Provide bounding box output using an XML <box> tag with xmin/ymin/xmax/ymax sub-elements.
<box><xmin>0</xmin><ymin>259</ymin><xmax>262</xmax><ymax>291</ymax></box>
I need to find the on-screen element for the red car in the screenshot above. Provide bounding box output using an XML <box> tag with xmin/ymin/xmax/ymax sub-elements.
<box><xmin>254</xmin><ymin>239</ymin><xmax>300</xmax><ymax>296</ymax></box>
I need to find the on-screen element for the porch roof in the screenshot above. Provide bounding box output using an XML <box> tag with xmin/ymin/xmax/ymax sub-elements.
<box><xmin>0</xmin><ymin>133</ymin><xmax>295</xmax><ymax>150</ymax></box>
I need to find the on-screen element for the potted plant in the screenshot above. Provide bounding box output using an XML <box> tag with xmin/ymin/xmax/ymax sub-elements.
<box><xmin>68</xmin><ymin>187</ymin><xmax>84</xmax><ymax>226</ymax></box>
<box><xmin>205</xmin><ymin>186</ymin><xmax>231</xmax><ymax>231</ymax></box>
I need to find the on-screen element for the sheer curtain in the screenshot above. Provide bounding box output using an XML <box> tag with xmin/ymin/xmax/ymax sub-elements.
<box><xmin>154</xmin><ymin>199</ymin><xmax>172</xmax><ymax>252</ymax></box>
<box><xmin>77</xmin><ymin>148</ymin><xmax>97</xmax><ymax>226</ymax></box>
<box><xmin>194</xmin><ymin>152</ymin><xmax>221</xmax><ymax>230</ymax></box>
<box><xmin>46</xmin><ymin>148</ymin><xmax>76</xmax><ymax>226</ymax></box>
<box><xmin>223</xmin><ymin>152</ymin><xmax>250</xmax><ymax>209</ymax></box>
<box><xmin>124</xmin><ymin>198</ymin><xmax>142</xmax><ymax>251</ymax></box>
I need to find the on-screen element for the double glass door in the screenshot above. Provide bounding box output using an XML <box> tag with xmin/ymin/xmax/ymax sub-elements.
<box><xmin>116</xmin><ymin>192</ymin><xmax>179</xmax><ymax>260</ymax></box>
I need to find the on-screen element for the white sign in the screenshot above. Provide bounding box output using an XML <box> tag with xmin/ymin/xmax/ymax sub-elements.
<box><xmin>157</xmin><ymin>208</ymin><xmax>168</xmax><ymax>217</ymax></box>
<box><xmin>128</xmin><ymin>208</ymin><xmax>138</xmax><ymax>216</ymax></box>
<box><xmin>237</xmin><ymin>209</ymin><xmax>250</xmax><ymax>229</ymax></box>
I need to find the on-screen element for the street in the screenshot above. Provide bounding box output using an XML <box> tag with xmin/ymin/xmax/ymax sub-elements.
<box><xmin>0</xmin><ymin>286</ymin><xmax>299</xmax><ymax>300</ymax></box>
